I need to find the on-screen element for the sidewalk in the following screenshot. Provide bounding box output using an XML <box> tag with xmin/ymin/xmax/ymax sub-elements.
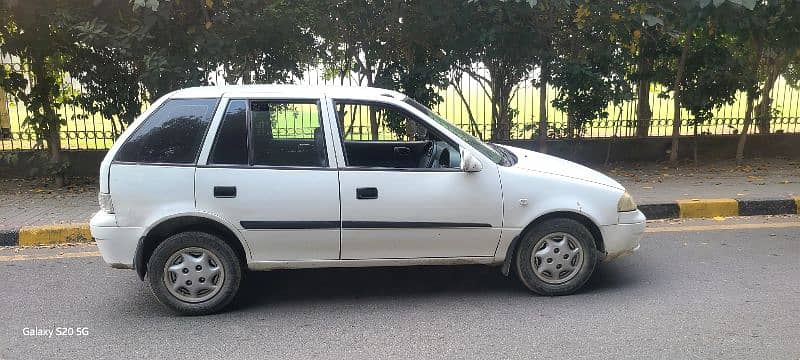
<box><xmin>604</xmin><ymin>158</ymin><xmax>799</xmax><ymax>204</ymax></box>
<box><xmin>0</xmin><ymin>158</ymin><xmax>798</xmax><ymax>231</ymax></box>
<box><xmin>0</xmin><ymin>177</ymin><xmax>97</xmax><ymax>231</ymax></box>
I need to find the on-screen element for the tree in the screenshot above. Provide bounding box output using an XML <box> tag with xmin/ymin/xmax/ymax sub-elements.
<box><xmin>656</xmin><ymin>0</ymin><xmax>756</xmax><ymax>164</ymax></box>
<box><xmin>733</xmin><ymin>0</ymin><xmax>800</xmax><ymax>162</ymax></box>
<box><xmin>0</xmin><ymin>0</ymin><xmax>91</xmax><ymax>187</ymax></box>
<box><xmin>548</xmin><ymin>1</ymin><xmax>635</xmax><ymax>139</ymax></box>
<box><xmin>314</xmin><ymin>0</ymin><xmax>455</xmax><ymax>140</ymax></box>
<box><xmin>452</xmin><ymin>0</ymin><xmax>543</xmax><ymax>141</ymax></box>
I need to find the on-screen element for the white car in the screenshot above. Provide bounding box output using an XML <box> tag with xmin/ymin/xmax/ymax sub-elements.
<box><xmin>90</xmin><ymin>85</ymin><xmax>645</xmax><ymax>315</ymax></box>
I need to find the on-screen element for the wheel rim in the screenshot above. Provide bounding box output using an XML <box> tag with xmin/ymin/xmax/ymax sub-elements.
<box><xmin>530</xmin><ymin>232</ymin><xmax>584</xmax><ymax>285</ymax></box>
<box><xmin>163</xmin><ymin>247</ymin><xmax>225</xmax><ymax>303</ymax></box>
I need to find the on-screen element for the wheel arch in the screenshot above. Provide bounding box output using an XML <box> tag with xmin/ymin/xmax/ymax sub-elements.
<box><xmin>133</xmin><ymin>213</ymin><xmax>250</xmax><ymax>280</ymax></box>
<box><xmin>500</xmin><ymin>210</ymin><xmax>605</xmax><ymax>276</ymax></box>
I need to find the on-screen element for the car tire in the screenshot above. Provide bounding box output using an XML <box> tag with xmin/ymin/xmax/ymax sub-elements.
<box><xmin>147</xmin><ymin>231</ymin><xmax>242</xmax><ymax>315</ymax></box>
<box><xmin>514</xmin><ymin>218</ymin><xmax>598</xmax><ymax>296</ymax></box>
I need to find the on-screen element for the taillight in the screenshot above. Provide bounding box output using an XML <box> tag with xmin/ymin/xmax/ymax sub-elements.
<box><xmin>98</xmin><ymin>192</ymin><xmax>115</xmax><ymax>214</ymax></box>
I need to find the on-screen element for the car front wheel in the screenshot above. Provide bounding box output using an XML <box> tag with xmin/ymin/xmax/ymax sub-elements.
<box><xmin>147</xmin><ymin>231</ymin><xmax>242</xmax><ymax>315</ymax></box>
<box><xmin>515</xmin><ymin>218</ymin><xmax>598</xmax><ymax>296</ymax></box>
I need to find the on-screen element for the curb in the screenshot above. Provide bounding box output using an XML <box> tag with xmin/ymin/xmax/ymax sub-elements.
<box><xmin>0</xmin><ymin>224</ymin><xmax>92</xmax><ymax>247</ymax></box>
<box><xmin>639</xmin><ymin>196</ymin><xmax>800</xmax><ymax>220</ymax></box>
<box><xmin>0</xmin><ymin>197</ymin><xmax>797</xmax><ymax>246</ymax></box>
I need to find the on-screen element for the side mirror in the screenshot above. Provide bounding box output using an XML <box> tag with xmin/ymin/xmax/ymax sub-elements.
<box><xmin>460</xmin><ymin>149</ymin><xmax>483</xmax><ymax>172</ymax></box>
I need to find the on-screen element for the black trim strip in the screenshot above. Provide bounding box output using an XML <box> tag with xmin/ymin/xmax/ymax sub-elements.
<box><xmin>342</xmin><ymin>221</ymin><xmax>491</xmax><ymax>229</ymax></box>
<box><xmin>240</xmin><ymin>220</ymin><xmax>493</xmax><ymax>230</ymax></box>
<box><xmin>241</xmin><ymin>221</ymin><xmax>339</xmax><ymax>229</ymax></box>
<box><xmin>197</xmin><ymin>164</ymin><xmax>338</xmax><ymax>171</ymax></box>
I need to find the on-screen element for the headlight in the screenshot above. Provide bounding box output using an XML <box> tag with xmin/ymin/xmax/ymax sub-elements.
<box><xmin>98</xmin><ymin>192</ymin><xmax>115</xmax><ymax>214</ymax></box>
<box><xmin>617</xmin><ymin>192</ymin><xmax>637</xmax><ymax>212</ymax></box>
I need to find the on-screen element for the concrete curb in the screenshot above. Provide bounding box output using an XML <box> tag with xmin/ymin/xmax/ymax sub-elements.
<box><xmin>639</xmin><ymin>196</ymin><xmax>800</xmax><ymax>220</ymax></box>
<box><xmin>0</xmin><ymin>224</ymin><xmax>92</xmax><ymax>247</ymax></box>
<box><xmin>0</xmin><ymin>197</ymin><xmax>797</xmax><ymax>246</ymax></box>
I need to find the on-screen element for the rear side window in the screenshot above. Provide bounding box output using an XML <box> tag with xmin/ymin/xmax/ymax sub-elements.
<box><xmin>250</xmin><ymin>100</ymin><xmax>327</xmax><ymax>167</ymax></box>
<box><xmin>115</xmin><ymin>98</ymin><xmax>218</xmax><ymax>164</ymax></box>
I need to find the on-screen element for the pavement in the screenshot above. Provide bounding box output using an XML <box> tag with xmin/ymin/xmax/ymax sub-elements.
<box><xmin>0</xmin><ymin>158</ymin><xmax>797</xmax><ymax>245</ymax></box>
<box><xmin>606</xmin><ymin>157</ymin><xmax>800</xmax><ymax>204</ymax></box>
<box><xmin>1</xmin><ymin>215</ymin><xmax>799</xmax><ymax>359</ymax></box>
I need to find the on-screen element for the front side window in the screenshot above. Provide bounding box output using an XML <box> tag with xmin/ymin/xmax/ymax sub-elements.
<box><xmin>115</xmin><ymin>98</ymin><xmax>217</xmax><ymax>164</ymax></box>
<box><xmin>250</xmin><ymin>100</ymin><xmax>327</xmax><ymax>167</ymax></box>
<box><xmin>335</xmin><ymin>101</ymin><xmax>460</xmax><ymax>169</ymax></box>
<box><xmin>402</xmin><ymin>97</ymin><xmax>506</xmax><ymax>165</ymax></box>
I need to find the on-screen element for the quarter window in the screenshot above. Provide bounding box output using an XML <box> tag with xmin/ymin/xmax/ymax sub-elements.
<box><xmin>209</xmin><ymin>100</ymin><xmax>248</xmax><ymax>165</ymax></box>
<box><xmin>115</xmin><ymin>98</ymin><xmax>217</xmax><ymax>164</ymax></box>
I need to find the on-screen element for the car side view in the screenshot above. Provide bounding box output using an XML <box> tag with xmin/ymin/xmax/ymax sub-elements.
<box><xmin>90</xmin><ymin>85</ymin><xmax>645</xmax><ymax>315</ymax></box>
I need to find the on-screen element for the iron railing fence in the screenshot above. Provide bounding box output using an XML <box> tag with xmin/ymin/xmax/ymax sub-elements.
<box><xmin>1</xmin><ymin>58</ymin><xmax>799</xmax><ymax>150</ymax></box>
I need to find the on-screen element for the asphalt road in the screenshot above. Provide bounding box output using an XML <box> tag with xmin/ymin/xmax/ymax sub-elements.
<box><xmin>1</xmin><ymin>217</ymin><xmax>799</xmax><ymax>359</ymax></box>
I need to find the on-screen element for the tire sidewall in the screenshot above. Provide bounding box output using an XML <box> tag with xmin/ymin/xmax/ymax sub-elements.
<box><xmin>147</xmin><ymin>231</ymin><xmax>242</xmax><ymax>315</ymax></box>
<box><xmin>515</xmin><ymin>218</ymin><xmax>598</xmax><ymax>296</ymax></box>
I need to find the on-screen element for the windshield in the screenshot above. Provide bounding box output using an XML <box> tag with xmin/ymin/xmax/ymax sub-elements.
<box><xmin>403</xmin><ymin>97</ymin><xmax>506</xmax><ymax>165</ymax></box>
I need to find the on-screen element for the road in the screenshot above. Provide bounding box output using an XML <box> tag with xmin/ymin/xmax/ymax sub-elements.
<box><xmin>1</xmin><ymin>216</ymin><xmax>799</xmax><ymax>359</ymax></box>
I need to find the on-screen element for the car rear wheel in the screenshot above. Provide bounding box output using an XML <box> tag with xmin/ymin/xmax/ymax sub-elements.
<box><xmin>147</xmin><ymin>231</ymin><xmax>242</xmax><ymax>315</ymax></box>
<box><xmin>515</xmin><ymin>218</ymin><xmax>598</xmax><ymax>296</ymax></box>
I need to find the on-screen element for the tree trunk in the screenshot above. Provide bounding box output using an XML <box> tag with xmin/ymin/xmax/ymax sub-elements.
<box><xmin>490</xmin><ymin>85</ymin><xmax>512</xmax><ymax>141</ymax></box>
<box><xmin>0</xmin><ymin>88</ymin><xmax>11</xmax><ymax>139</ymax></box>
<box><xmin>636</xmin><ymin>79</ymin><xmax>652</xmax><ymax>137</ymax></box>
<box><xmin>365</xmin><ymin>75</ymin><xmax>379</xmax><ymax>140</ymax></box>
<box><xmin>538</xmin><ymin>64</ymin><xmax>549</xmax><ymax>152</ymax></box>
<box><xmin>669</xmin><ymin>28</ymin><xmax>695</xmax><ymax>164</ymax></box>
<box><xmin>735</xmin><ymin>95</ymin><xmax>756</xmax><ymax>163</ymax></box>
<box><xmin>636</xmin><ymin>42</ymin><xmax>653</xmax><ymax>137</ymax></box>
<box><xmin>754</xmin><ymin>66</ymin><xmax>780</xmax><ymax>134</ymax></box>
<box><xmin>736</xmin><ymin>37</ymin><xmax>764</xmax><ymax>164</ymax></box>
<box><xmin>49</xmin><ymin>130</ymin><xmax>64</xmax><ymax>188</ymax></box>
<box><xmin>451</xmin><ymin>75</ymin><xmax>483</xmax><ymax>140</ymax></box>
<box><xmin>30</xmin><ymin>54</ymin><xmax>65</xmax><ymax>187</ymax></box>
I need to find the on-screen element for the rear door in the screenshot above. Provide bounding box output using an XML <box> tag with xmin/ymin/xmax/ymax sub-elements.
<box><xmin>195</xmin><ymin>93</ymin><xmax>341</xmax><ymax>261</ymax></box>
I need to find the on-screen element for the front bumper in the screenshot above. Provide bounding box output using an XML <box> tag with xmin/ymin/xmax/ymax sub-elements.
<box><xmin>90</xmin><ymin>211</ymin><xmax>142</xmax><ymax>269</ymax></box>
<box><xmin>600</xmin><ymin>209</ymin><xmax>646</xmax><ymax>261</ymax></box>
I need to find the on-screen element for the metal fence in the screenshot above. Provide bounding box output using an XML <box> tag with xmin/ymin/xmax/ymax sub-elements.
<box><xmin>2</xmin><ymin>58</ymin><xmax>799</xmax><ymax>151</ymax></box>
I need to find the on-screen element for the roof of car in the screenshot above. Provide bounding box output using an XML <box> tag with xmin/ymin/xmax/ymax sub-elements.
<box><xmin>169</xmin><ymin>85</ymin><xmax>407</xmax><ymax>100</ymax></box>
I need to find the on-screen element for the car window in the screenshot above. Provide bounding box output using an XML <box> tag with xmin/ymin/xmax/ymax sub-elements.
<box><xmin>402</xmin><ymin>97</ymin><xmax>506</xmax><ymax>165</ymax></box>
<box><xmin>115</xmin><ymin>98</ymin><xmax>217</xmax><ymax>164</ymax></box>
<box><xmin>250</xmin><ymin>100</ymin><xmax>327</xmax><ymax>167</ymax></box>
<box><xmin>334</xmin><ymin>101</ymin><xmax>460</xmax><ymax>169</ymax></box>
<box><xmin>209</xmin><ymin>100</ymin><xmax>248</xmax><ymax>165</ymax></box>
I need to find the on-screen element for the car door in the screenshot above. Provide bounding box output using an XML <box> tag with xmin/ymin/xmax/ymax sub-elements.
<box><xmin>195</xmin><ymin>94</ymin><xmax>341</xmax><ymax>262</ymax></box>
<box><xmin>330</xmin><ymin>99</ymin><xmax>503</xmax><ymax>259</ymax></box>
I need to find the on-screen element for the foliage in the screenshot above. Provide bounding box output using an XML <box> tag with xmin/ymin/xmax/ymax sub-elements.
<box><xmin>653</xmin><ymin>25</ymin><xmax>749</xmax><ymax>125</ymax></box>
<box><xmin>452</xmin><ymin>0</ymin><xmax>545</xmax><ymax>140</ymax></box>
<box><xmin>2</xmin><ymin>0</ymin><xmax>800</xmax><ymax>169</ymax></box>
<box><xmin>549</xmin><ymin>1</ymin><xmax>636</xmax><ymax>138</ymax></box>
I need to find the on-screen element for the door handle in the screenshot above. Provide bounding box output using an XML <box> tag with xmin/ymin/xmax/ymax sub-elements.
<box><xmin>393</xmin><ymin>146</ymin><xmax>411</xmax><ymax>156</ymax></box>
<box><xmin>214</xmin><ymin>186</ymin><xmax>237</xmax><ymax>198</ymax></box>
<box><xmin>356</xmin><ymin>187</ymin><xmax>378</xmax><ymax>200</ymax></box>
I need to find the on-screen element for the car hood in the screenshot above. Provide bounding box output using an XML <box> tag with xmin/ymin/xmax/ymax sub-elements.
<box><xmin>498</xmin><ymin>144</ymin><xmax>625</xmax><ymax>190</ymax></box>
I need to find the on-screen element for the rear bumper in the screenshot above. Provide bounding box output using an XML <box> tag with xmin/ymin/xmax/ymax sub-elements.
<box><xmin>90</xmin><ymin>211</ymin><xmax>142</xmax><ymax>269</ymax></box>
<box><xmin>600</xmin><ymin>210</ymin><xmax>646</xmax><ymax>261</ymax></box>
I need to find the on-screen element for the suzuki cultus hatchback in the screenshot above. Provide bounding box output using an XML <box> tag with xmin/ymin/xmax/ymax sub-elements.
<box><xmin>91</xmin><ymin>85</ymin><xmax>645</xmax><ymax>315</ymax></box>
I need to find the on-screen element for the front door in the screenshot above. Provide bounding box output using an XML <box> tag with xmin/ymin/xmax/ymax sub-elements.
<box><xmin>195</xmin><ymin>96</ymin><xmax>341</xmax><ymax>261</ymax></box>
<box><xmin>332</xmin><ymin>100</ymin><xmax>503</xmax><ymax>259</ymax></box>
